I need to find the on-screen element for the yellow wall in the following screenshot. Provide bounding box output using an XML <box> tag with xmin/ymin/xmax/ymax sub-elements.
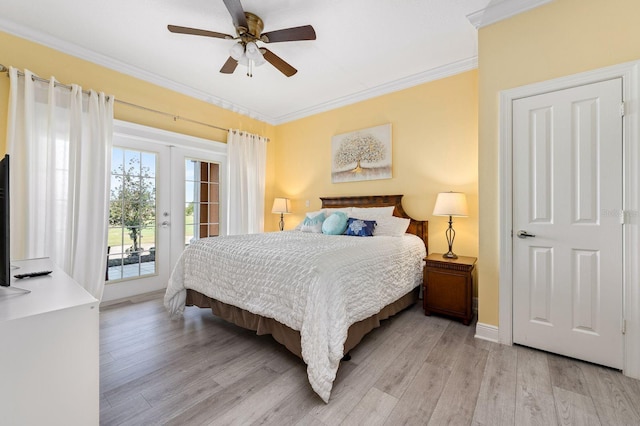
<box><xmin>275</xmin><ymin>70</ymin><xmax>479</xmax><ymax>261</ymax></box>
<box><xmin>0</xmin><ymin>30</ymin><xmax>277</xmax><ymax>222</ymax></box>
<box><xmin>477</xmin><ymin>0</ymin><xmax>640</xmax><ymax>325</ymax></box>
<box><xmin>1</xmin><ymin>30</ymin><xmax>480</xmax><ymax>292</ymax></box>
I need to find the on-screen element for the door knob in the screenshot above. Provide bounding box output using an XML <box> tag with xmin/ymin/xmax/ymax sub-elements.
<box><xmin>161</xmin><ymin>221</ymin><xmax>170</xmax><ymax>228</ymax></box>
<box><xmin>517</xmin><ymin>230</ymin><xmax>536</xmax><ymax>239</ymax></box>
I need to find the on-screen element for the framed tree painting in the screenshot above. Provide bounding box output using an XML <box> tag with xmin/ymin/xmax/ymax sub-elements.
<box><xmin>331</xmin><ymin>123</ymin><xmax>392</xmax><ymax>183</ymax></box>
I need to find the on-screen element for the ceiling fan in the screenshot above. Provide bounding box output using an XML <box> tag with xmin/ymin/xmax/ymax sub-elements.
<box><xmin>168</xmin><ymin>0</ymin><xmax>316</xmax><ymax>77</ymax></box>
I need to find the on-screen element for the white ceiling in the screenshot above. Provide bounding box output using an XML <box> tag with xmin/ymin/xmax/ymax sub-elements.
<box><xmin>0</xmin><ymin>0</ymin><xmax>549</xmax><ymax>124</ymax></box>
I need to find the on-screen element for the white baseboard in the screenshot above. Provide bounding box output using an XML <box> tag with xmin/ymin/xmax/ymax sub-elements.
<box><xmin>475</xmin><ymin>322</ymin><xmax>499</xmax><ymax>343</ymax></box>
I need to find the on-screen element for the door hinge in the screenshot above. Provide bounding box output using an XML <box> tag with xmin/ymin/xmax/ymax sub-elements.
<box><xmin>621</xmin><ymin>102</ymin><xmax>625</xmax><ymax>117</ymax></box>
<box><xmin>622</xmin><ymin>319</ymin><xmax>627</xmax><ymax>335</ymax></box>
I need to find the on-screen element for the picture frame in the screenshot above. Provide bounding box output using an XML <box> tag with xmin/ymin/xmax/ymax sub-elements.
<box><xmin>331</xmin><ymin>123</ymin><xmax>392</xmax><ymax>183</ymax></box>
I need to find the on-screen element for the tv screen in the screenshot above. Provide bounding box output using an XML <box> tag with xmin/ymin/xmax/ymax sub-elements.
<box><xmin>0</xmin><ymin>154</ymin><xmax>9</xmax><ymax>286</ymax></box>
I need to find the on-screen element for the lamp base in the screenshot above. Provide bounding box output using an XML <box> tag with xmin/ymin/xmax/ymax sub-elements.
<box><xmin>442</xmin><ymin>251</ymin><xmax>458</xmax><ymax>260</ymax></box>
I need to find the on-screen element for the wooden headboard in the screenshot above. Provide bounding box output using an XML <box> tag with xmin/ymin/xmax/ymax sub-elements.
<box><xmin>320</xmin><ymin>194</ymin><xmax>428</xmax><ymax>254</ymax></box>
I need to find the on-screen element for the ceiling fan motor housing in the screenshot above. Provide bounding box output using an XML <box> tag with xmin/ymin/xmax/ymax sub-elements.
<box><xmin>240</xmin><ymin>12</ymin><xmax>264</xmax><ymax>41</ymax></box>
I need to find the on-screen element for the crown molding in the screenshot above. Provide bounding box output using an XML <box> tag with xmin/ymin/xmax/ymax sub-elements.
<box><xmin>272</xmin><ymin>56</ymin><xmax>478</xmax><ymax>124</ymax></box>
<box><xmin>1</xmin><ymin>17</ymin><xmax>477</xmax><ymax>127</ymax></box>
<box><xmin>467</xmin><ymin>0</ymin><xmax>554</xmax><ymax>29</ymax></box>
<box><xmin>0</xmin><ymin>17</ymin><xmax>273</xmax><ymax>124</ymax></box>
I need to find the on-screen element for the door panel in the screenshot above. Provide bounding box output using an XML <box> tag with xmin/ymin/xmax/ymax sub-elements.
<box><xmin>103</xmin><ymin>140</ymin><xmax>171</xmax><ymax>301</ymax></box>
<box><xmin>513</xmin><ymin>78</ymin><xmax>623</xmax><ymax>369</ymax></box>
<box><xmin>170</xmin><ymin>147</ymin><xmax>226</xmax><ymax>268</ymax></box>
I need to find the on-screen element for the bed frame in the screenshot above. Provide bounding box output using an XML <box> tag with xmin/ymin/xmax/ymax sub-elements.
<box><xmin>185</xmin><ymin>194</ymin><xmax>428</xmax><ymax>359</ymax></box>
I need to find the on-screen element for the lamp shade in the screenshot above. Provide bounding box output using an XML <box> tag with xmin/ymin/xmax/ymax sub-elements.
<box><xmin>272</xmin><ymin>197</ymin><xmax>291</xmax><ymax>214</ymax></box>
<box><xmin>433</xmin><ymin>192</ymin><xmax>468</xmax><ymax>217</ymax></box>
<box><xmin>229</xmin><ymin>42</ymin><xmax>245</xmax><ymax>61</ymax></box>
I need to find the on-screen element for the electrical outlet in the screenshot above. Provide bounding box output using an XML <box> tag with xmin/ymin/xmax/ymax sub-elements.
<box><xmin>305</xmin><ymin>200</ymin><xmax>310</xmax><ymax>207</ymax></box>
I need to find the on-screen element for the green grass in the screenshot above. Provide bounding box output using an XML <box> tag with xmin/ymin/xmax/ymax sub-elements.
<box><xmin>108</xmin><ymin>226</ymin><xmax>156</xmax><ymax>248</ymax></box>
<box><xmin>108</xmin><ymin>213</ymin><xmax>195</xmax><ymax>249</ymax></box>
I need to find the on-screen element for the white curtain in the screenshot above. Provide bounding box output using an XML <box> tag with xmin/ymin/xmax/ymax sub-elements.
<box><xmin>226</xmin><ymin>130</ymin><xmax>267</xmax><ymax>235</ymax></box>
<box><xmin>6</xmin><ymin>68</ymin><xmax>114</xmax><ymax>300</ymax></box>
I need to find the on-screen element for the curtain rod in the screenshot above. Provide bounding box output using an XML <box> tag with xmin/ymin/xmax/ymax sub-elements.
<box><xmin>0</xmin><ymin>63</ymin><xmax>260</xmax><ymax>135</ymax></box>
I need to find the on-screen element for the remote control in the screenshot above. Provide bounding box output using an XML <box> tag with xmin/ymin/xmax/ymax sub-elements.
<box><xmin>14</xmin><ymin>270</ymin><xmax>53</xmax><ymax>279</ymax></box>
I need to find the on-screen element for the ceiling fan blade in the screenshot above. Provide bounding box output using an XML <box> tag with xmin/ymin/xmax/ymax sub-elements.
<box><xmin>261</xmin><ymin>48</ymin><xmax>297</xmax><ymax>77</ymax></box>
<box><xmin>168</xmin><ymin>25</ymin><xmax>232</xmax><ymax>39</ymax></box>
<box><xmin>222</xmin><ymin>0</ymin><xmax>248</xmax><ymax>32</ymax></box>
<box><xmin>220</xmin><ymin>57</ymin><xmax>238</xmax><ymax>74</ymax></box>
<box><xmin>261</xmin><ymin>25</ymin><xmax>316</xmax><ymax>43</ymax></box>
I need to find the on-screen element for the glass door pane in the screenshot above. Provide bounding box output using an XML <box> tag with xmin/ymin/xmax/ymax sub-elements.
<box><xmin>185</xmin><ymin>159</ymin><xmax>220</xmax><ymax>247</ymax></box>
<box><xmin>107</xmin><ymin>148</ymin><xmax>157</xmax><ymax>281</ymax></box>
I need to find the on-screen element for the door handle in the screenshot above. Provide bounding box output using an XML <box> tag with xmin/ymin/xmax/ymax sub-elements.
<box><xmin>517</xmin><ymin>230</ymin><xmax>536</xmax><ymax>239</ymax></box>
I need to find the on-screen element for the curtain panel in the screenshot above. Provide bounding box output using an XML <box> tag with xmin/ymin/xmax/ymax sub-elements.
<box><xmin>6</xmin><ymin>68</ymin><xmax>114</xmax><ymax>300</ymax></box>
<box><xmin>226</xmin><ymin>130</ymin><xmax>267</xmax><ymax>235</ymax></box>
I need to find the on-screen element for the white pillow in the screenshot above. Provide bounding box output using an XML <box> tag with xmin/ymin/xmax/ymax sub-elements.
<box><xmin>324</xmin><ymin>207</ymin><xmax>353</xmax><ymax>217</ymax></box>
<box><xmin>373</xmin><ymin>216</ymin><xmax>410</xmax><ymax>237</ymax></box>
<box><xmin>350</xmin><ymin>206</ymin><xmax>395</xmax><ymax>220</ymax></box>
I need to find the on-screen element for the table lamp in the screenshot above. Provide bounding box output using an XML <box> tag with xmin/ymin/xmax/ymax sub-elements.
<box><xmin>432</xmin><ymin>192</ymin><xmax>468</xmax><ymax>259</ymax></box>
<box><xmin>272</xmin><ymin>197</ymin><xmax>291</xmax><ymax>231</ymax></box>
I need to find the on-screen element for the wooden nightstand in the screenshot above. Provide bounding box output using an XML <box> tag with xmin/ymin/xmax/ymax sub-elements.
<box><xmin>423</xmin><ymin>253</ymin><xmax>477</xmax><ymax>325</ymax></box>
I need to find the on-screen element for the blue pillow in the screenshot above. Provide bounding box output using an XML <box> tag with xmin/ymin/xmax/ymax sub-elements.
<box><xmin>300</xmin><ymin>212</ymin><xmax>326</xmax><ymax>233</ymax></box>
<box><xmin>345</xmin><ymin>218</ymin><xmax>377</xmax><ymax>236</ymax></box>
<box><xmin>322</xmin><ymin>211</ymin><xmax>349</xmax><ymax>235</ymax></box>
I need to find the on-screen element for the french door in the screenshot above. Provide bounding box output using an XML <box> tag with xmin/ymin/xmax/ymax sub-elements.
<box><xmin>170</xmin><ymin>146</ymin><xmax>226</xmax><ymax>268</ymax></box>
<box><xmin>105</xmin><ymin>139</ymin><xmax>171</xmax><ymax>301</ymax></box>
<box><xmin>103</xmin><ymin>121</ymin><xmax>227</xmax><ymax>302</ymax></box>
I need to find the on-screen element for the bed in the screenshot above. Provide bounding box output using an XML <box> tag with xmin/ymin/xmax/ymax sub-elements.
<box><xmin>164</xmin><ymin>194</ymin><xmax>428</xmax><ymax>402</ymax></box>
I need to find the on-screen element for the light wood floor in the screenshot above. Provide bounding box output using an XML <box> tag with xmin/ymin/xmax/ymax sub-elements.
<box><xmin>99</xmin><ymin>292</ymin><xmax>640</xmax><ymax>425</ymax></box>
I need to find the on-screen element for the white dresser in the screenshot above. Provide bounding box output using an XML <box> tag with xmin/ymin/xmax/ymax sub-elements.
<box><xmin>0</xmin><ymin>258</ymin><xmax>99</xmax><ymax>426</ymax></box>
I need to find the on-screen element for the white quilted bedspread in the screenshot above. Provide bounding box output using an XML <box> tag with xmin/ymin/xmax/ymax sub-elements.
<box><xmin>164</xmin><ymin>231</ymin><xmax>426</xmax><ymax>402</ymax></box>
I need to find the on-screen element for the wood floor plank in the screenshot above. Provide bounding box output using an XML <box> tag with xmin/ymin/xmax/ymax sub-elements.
<box><xmin>424</xmin><ymin>320</ymin><xmax>470</xmax><ymax>370</ymax></box>
<box><xmin>517</xmin><ymin>346</ymin><xmax>554</xmax><ymax>391</ymax></box>
<box><xmin>552</xmin><ymin>386</ymin><xmax>601</xmax><ymax>426</ymax></box>
<box><xmin>428</xmin><ymin>344</ymin><xmax>489</xmax><ymax>425</ymax></box>
<box><xmin>547</xmin><ymin>353</ymin><xmax>591</xmax><ymax>396</ymax></box>
<box><xmin>580</xmin><ymin>362</ymin><xmax>640</xmax><ymax>425</ymax></box>
<box><xmin>383</xmin><ymin>361</ymin><xmax>450</xmax><ymax>425</ymax></box>
<box><xmin>253</xmin><ymin>362</ymin><xmax>359</xmax><ymax>426</ymax></box>
<box><xmin>373</xmin><ymin>316</ymin><xmax>446</xmax><ymax>398</ymax></box>
<box><xmin>100</xmin><ymin>393</ymin><xmax>152</xmax><ymax>426</ymax></box>
<box><xmin>514</xmin><ymin>346</ymin><xmax>558</xmax><ymax>426</ymax></box>
<box><xmin>310</xmin><ymin>330</ymin><xmax>414</xmax><ymax>424</ymax></box>
<box><xmin>208</xmin><ymin>365</ymin><xmax>309</xmax><ymax>425</ymax></box>
<box><xmin>160</xmin><ymin>366</ymin><xmax>282</xmax><ymax>426</ymax></box>
<box><xmin>98</xmin><ymin>293</ymin><xmax>640</xmax><ymax>425</ymax></box>
<box><xmin>472</xmin><ymin>343</ymin><xmax>518</xmax><ymax>426</ymax></box>
<box><xmin>342</xmin><ymin>387</ymin><xmax>399</xmax><ymax>426</ymax></box>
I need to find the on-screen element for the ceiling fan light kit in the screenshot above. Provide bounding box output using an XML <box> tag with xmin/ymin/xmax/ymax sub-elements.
<box><xmin>168</xmin><ymin>0</ymin><xmax>316</xmax><ymax>78</ymax></box>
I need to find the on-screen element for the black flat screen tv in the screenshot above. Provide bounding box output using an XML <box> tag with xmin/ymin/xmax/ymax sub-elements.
<box><xmin>0</xmin><ymin>154</ymin><xmax>10</xmax><ymax>286</ymax></box>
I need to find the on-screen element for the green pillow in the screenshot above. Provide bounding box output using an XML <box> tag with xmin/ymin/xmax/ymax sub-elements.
<box><xmin>322</xmin><ymin>211</ymin><xmax>348</xmax><ymax>235</ymax></box>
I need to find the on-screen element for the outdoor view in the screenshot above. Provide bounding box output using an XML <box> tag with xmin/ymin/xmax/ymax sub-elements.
<box><xmin>107</xmin><ymin>148</ymin><xmax>157</xmax><ymax>281</ymax></box>
<box><xmin>185</xmin><ymin>159</ymin><xmax>220</xmax><ymax>246</ymax></box>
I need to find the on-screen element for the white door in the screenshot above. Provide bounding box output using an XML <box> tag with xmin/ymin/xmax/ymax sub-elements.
<box><xmin>105</xmin><ymin>139</ymin><xmax>172</xmax><ymax>301</ymax></box>
<box><xmin>512</xmin><ymin>78</ymin><xmax>624</xmax><ymax>368</ymax></box>
<box><xmin>169</xmin><ymin>146</ymin><xmax>227</xmax><ymax>267</ymax></box>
